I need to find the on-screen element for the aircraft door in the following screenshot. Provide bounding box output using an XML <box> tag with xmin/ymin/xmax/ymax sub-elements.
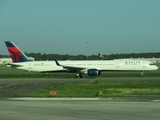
<box><xmin>116</xmin><ymin>62</ymin><xmax>120</xmax><ymax>69</ymax></box>
<box><xmin>28</xmin><ymin>63</ymin><xmax>32</xmax><ymax>70</ymax></box>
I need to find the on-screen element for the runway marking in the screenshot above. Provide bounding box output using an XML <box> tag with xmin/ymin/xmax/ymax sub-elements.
<box><xmin>0</xmin><ymin>83</ymin><xmax>19</xmax><ymax>89</ymax></box>
<box><xmin>0</xmin><ymin>82</ymin><xmax>39</xmax><ymax>89</ymax></box>
<box><xmin>151</xmin><ymin>100</ymin><xmax>160</xmax><ymax>102</ymax></box>
<box><xmin>0</xmin><ymin>83</ymin><xmax>29</xmax><ymax>89</ymax></box>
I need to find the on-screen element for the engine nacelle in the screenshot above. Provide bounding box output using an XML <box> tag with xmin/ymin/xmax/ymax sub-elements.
<box><xmin>83</xmin><ymin>69</ymin><xmax>101</xmax><ymax>76</ymax></box>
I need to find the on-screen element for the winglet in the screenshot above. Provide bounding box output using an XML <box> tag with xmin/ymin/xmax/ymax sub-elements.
<box><xmin>54</xmin><ymin>58</ymin><xmax>61</xmax><ymax>66</ymax></box>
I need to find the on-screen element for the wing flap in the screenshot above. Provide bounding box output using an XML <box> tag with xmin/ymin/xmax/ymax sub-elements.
<box><xmin>61</xmin><ymin>65</ymin><xmax>86</xmax><ymax>71</ymax></box>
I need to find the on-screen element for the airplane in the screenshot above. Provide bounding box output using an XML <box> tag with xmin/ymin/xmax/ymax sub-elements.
<box><xmin>5</xmin><ymin>41</ymin><xmax>158</xmax><ymax>78</ymax></box>
<box><xmin>98</xmin><ymin>53</ymin><xmax>106</xmax><ymax>60</ymax></box>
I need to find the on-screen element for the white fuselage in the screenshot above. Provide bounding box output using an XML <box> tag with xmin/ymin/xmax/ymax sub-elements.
<box><xmin>8</xmin><ymin>59</ymin><xmax>158</xmax><ymax>72</ymax></box>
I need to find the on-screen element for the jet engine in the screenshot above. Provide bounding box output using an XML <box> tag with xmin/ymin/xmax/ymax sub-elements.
<box><xmin>82</xmin><ymin>69</ymin><xmax>101</xmax><ymax>76</ymax></box>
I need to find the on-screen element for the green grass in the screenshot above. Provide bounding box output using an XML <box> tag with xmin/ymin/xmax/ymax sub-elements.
<box><xmin>14</xmin><ymin>81</ymin><xmax>160</xmax><ymax>98</ymax></box>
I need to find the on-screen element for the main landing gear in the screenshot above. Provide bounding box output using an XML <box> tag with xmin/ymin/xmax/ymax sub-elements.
<box><xmin>74</xmin><ymin>72</ymin><xmax>82</xmax><ymax>78</ymax></box>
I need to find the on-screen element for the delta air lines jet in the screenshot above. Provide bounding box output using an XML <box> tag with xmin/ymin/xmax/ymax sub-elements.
<box><xmin>5</xmin><ymin>41</ymin><xmax>158</xmax><ymax>78</ymax></box>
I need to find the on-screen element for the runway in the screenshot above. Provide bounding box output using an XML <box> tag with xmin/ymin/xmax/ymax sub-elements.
<box><xmin>0</xmin><ymin>78</ymin><xmax>160</xmax><ymax>120</ymax></box>
<box><xmin>0</xmin><ymin>100</ymin><xmax>160</xmax><ymax>120</ymax></box>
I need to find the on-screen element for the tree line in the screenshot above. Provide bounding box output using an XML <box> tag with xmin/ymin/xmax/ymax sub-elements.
<box><xmin>1</xmin><ymin>52</ymin><xmax>160</xmax><ymax>61</ymax></box>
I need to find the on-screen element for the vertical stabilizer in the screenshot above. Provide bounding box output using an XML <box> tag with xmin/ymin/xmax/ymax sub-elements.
<box><xmin>5</xmin><ymin>41</ymin><xmax>30</xmax><ymax>62</ymax></box>
<box><xmin>98</xmin><ymin>53</ymin><xmax>106</xmax><ymax>60</ymax></box>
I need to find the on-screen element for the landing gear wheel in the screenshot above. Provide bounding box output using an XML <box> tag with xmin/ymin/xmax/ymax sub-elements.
<box><xmin>74</xmin><ymin>73</ymin><xmax>83</xmax><ymax>78</ymax></box>
<box><xmin>79</xmin><ymin>74</ymin><xmax>82</xmax><ymax>78</ymax></box>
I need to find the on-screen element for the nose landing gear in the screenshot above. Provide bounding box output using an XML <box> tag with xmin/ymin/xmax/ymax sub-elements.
<box><xmin>141</xmin><ymin>71</ymin><xmax>144</xmax><ymax>77</ymax></box>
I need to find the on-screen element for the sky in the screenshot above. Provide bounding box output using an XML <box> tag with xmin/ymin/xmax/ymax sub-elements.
<box><xmin>0</xmin><ymin>0</ymin><xmax>160</xmax><ymax>55</ymax></box>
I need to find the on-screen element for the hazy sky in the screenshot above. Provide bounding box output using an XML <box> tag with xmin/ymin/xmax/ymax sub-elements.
<box><xmin>0</xmin><ymin>0</ymin><xmax>160</xmax><ymax>55</ymax></box>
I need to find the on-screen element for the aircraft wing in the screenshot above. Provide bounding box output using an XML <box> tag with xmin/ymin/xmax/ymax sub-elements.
<box><xmin>54</xmin><ymin>59</ymin><xmax>94</xmax><ymax>71</ymax></box>
<box><xmin>59</xmin><ymin>65</ymin><xmax>86</xmax><ymax>71</ymax></box>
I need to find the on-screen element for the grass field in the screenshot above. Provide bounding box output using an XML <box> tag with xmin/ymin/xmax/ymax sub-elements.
<box><xmin>14</xmin><ymin>81</ymin><xmax>160</xmax><ymax>98</ymax></box>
